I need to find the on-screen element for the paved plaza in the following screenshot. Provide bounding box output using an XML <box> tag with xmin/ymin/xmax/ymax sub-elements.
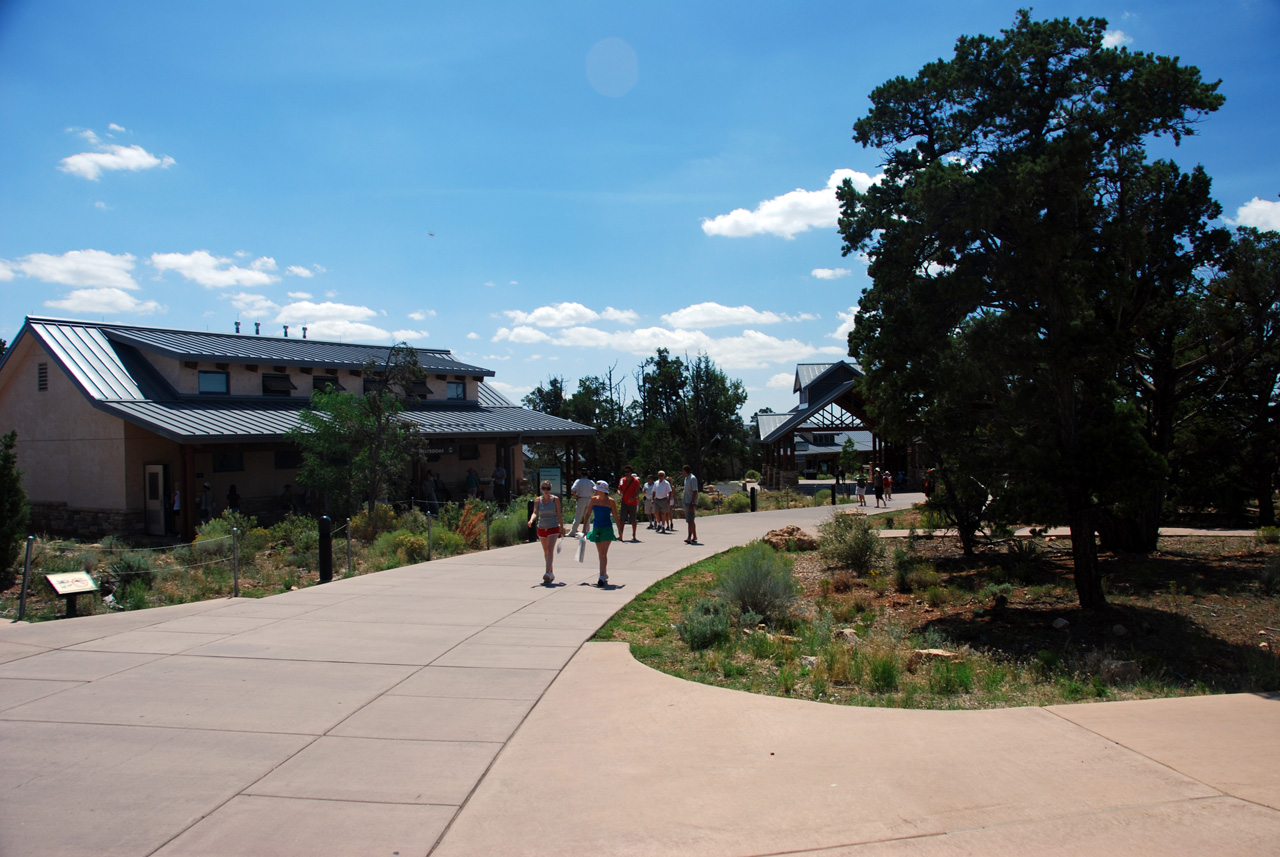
<box><xmin>2</xmin><ymin>494</ymin><xmax>1277</xmax><ymax>856</ymax></box>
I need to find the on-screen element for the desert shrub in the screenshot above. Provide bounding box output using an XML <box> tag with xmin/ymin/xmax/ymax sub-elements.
<box><xmin>436</xmin><ymin>501</ymin><xmax>463</xmax><ymax>532</ymax></box>
<box><xmin>454</xmin><ymin>499</ymin><xmax>489</xmax><ymax>547</ymax></box>
<box><xmin>394</xmin><ymin>532</ymin><xmax>430</xmax><ymax>563</ymax></box>
<box><xmin>119</xmin><ymin>578</ymin><xmax>150</xmax><ymax>610</ymax></box>
<box><xmin>713</xmin><ymin>542</ymin><xmax>799</xmax><ymax>623</ymax></box>
<box><xmin>723</xmin><ymin>492</ymin><xmax>750</xmax><ymax>514</ymax></box>
<box><xmin>1258</xmin><ymin>559</ymin><xmax>1280</xmax><ymax>596</ymax></box>
<box><xmin>677</xmin><ymin>597</ymin><xmax>731</xmax><ymax>650</ymax></box>
<box><xmin>925</xmin><ymin>585</ymin><xmax>947</xmax><ymax>607</ymax></box>
<box><xmin>831</xmin><ymin>569</ymin><xmax>856</xmax><ymax>593</ymax></box>
<box><xmin>242</xmin><ymin>527</ymin><xmax>271</xmax><ymax>554</ymax></box>
<box><xmin>813</xmin><ymin>489</ymin><xmax>832</xmax><ymax>506</ymax></box>
<box><xmin>818</xmin><ymin>512</ymin><xmax>884</xmax><ymax>575</ymax></box>
<box><xmin>396</xmin><ymin>508</ymin><xmax>430</xmax><ymax>535</ymax></box>
<box><xmin>928</xmin><ymin>659</ymin><xmax>974</xmax><ymax>695</ymax></box>
<box><xmin>893</xmin><ymin>565</ymin><xmax>912</xmax><ymax>593</ymax></box>
<box><xmin>744</xmin><ymin>469</ymin><xmax>761</xmax><ymax>481</ymax></box>
<box><xmin>110</xmin><ymin>550</ymin><xmax>155</xmax><ymax>591</ymax></box>
<box><xmin>432</xmin><ymin>529</ymin><xmax>468</xmax><ymax>557</ymax></box>
<box><xmin>1257</xmin><ymin>527</ymin><xmax>1280</xmax><ymax>546</ymax></box>
<box><xmin>868</xmin><ymin>650</ymin><xmax>900</xmax><ymax>692</ymax></box>
<box><xmin>269</xmin><ymin>514</ymin><xmax>319</xmax><ymax>551</ymax></box>
<box><xmin>217</xmin><ymin>509</ymin><xmax>258</xmax><ymax>535</ymax></box>
<box><xmin>97</xmin><ymin>535</ymin><xmax>127</xmax><ymax>556</ymax></box>
<box><xmin>351</xmin><ymin>503</ymin><xmax>396</xmax><ymax>540</ymax></box>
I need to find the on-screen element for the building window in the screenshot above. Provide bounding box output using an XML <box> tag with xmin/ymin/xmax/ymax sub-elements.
<box><xmin>407</xmin><ymin>379</ymin><xmax>432</xmax><ymax>398</ymax></box>
<box><xmin>198</xmin><ymin>370</ymin><xmax>229</xmax><ymax>395</ymax></box>
<box><xmin>212</xmin><ymin>451</ymin><xmax>244</xmax><ymax>472</ymax></box>
<box><xmin>313</xmin><ymin>375</ymin><xmax>344</xmax><ymax>392</ymax></box>
<box><xmin>447</xmin><ymin>380</ymin><xmax>465</xmax><ymax>400</ymax></box>
<box><xmin>37</xmin><ymin>362</ymin><xmax>48</xmax><ymax>392</ymax></box>
<box><xmin>262</xmin><ymin>374</ymin><xmax>296</xmax><ymax>397</ymax></box>
<box><xmin>363</xmin><ymin>377</ymin><xmax>384</xmax><ymax>395</ymax></box>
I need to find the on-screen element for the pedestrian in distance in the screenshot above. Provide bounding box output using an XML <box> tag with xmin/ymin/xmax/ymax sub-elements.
<box><xmin>652</xmin><ymin>470</ymin><xmax>673</xmax><ymax>532</ymax></box>
<box><xmin>873</xmin><ymin>469</ymin><xmax>884</xmax><ymax>508</ymax></box>
<box><xmin>585</xmin><ymin>480</ymin><xmax>619</xmax><ymax>586</ymax></box>
<box><xmin>681</xmin><ymin>464</ymin><xmax>699</xmax><ymax>544</ymax></box>
<box><xmin>643</xmin><ymin>474</ymin><xmax>656</xmax><ymax>529</ymax></box>
<box><xmin>568</xmin><ymin>471</ymin><xmax>596</xmax><ymax>536</ymax></box>
<box><xmin>617</xmin><ymin>464</ymin><xmax>642</xmax><ymax>541</ymax></box>
<box><xmin>528</xmin><ymin>480</ymin><xmax>564</xmax><ymax>585</ymax></box>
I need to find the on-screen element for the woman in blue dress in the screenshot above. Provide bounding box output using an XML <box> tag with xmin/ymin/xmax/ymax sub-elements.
<box><xmin>585</xmin><ymin>480</ymin><xmax>620</xmax><ymax>586</ymax></box>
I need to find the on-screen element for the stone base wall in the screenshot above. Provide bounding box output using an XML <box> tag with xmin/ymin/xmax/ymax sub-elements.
<box><xmin>30</xmin><ymin>503</ymin><xmax>146</xmax><ymax>540</ymax></box>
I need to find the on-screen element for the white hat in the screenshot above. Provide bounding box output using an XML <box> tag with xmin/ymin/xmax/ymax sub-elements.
<box><xmin>594</xmin><ymin>480</ymin><xmax>610</xmax><ymax>492</ymax></box>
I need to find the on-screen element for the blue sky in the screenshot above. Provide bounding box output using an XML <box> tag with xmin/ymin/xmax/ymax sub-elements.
<box><xmin>2</xmin><ymin>1</ymin><xmax>1277</xmax><ymax>417</ymax></box>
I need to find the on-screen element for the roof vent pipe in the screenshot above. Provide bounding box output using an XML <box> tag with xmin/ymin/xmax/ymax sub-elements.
<box><xmin>235</xmin><ymin>321</ymin><xmax>241</xmax><ymax>334</ymax></box>
<box><xmin>255</xmin><ymin>322</ymin><xmax>261</xmax><ymax>335</ymax></box>
<box><xmin>302</xmin><ymin>326</ymin><xmax>307</xmax><ymax>339</ymax></box>
<box><xmin>283</xmin><ymin>325</ymin><xmax>289</xmax><ymax>338</ymax></box>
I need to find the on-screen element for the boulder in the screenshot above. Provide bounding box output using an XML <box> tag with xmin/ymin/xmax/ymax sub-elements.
<box><xmin>906</xmin><ymin>648</ymin><xmax>961</xmax><ymax>673</ymax></box>
<box><xmin>763</xmin><ymin>525</ymin><xmax>819</xmax><ymax>551</ymax></box>
<box><xmin>1100</xmin><ymin>659</ymin><xmax>1141</xmax><ymax>684</ymax></box>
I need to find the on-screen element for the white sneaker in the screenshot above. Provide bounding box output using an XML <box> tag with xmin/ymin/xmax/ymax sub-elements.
<box><xmin>542</xmin><ymin>571</ymin><xmax>554</xmax><ymax>585</ymax></box>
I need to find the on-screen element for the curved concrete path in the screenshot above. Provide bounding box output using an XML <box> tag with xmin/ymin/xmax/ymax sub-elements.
<box><xmin>1</xmin><ymin>495</ymin><xmax>1276</xmax><ymax>856</ymax></box>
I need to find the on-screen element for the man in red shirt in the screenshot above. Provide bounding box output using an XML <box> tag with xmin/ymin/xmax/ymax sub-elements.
<box><xmin>617</xmin><ymin>464</ymin><xmax>643</xmax><ymax>541</ymax></box>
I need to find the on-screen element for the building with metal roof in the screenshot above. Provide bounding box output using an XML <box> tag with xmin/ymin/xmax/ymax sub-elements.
<box><xmin>0</xmin><ymin>316</ymin><xmax>594</xmax><ymax>538</ymax></box>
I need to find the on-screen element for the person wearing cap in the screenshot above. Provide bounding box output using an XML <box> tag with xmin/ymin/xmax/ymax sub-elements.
<box><xmin>585</xmin><ymin>480</ymin><xmax>620</xmax><ymax>586</ymax></box>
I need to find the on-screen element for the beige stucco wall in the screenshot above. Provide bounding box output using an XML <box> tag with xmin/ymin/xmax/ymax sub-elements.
<box><xmin>0</xmin><ymin>337</ymin><xmax>133</xmax><ymax>509</ymax></box>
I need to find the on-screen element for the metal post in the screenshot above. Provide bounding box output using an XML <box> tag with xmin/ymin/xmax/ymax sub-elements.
<box><xmin>17</xmin><ymin>536</ymin><xmax>33</xmax><ymax>621</ymax></box>
<box><xmin>486</xmin><ymin>508</ymin><xmax>491</xmax><ymax>550</ymax></box>
<box><xmin>750</xmin><ymin>486</ymin><xmax>757</xmax><ymax>512</ymax></box>
<box><xmin>346</xmin><ymin>518</ymin><xmax>353</xmax><ymax>577</ymax></box>
<box><xmin>232</xmin><ymin>527</ymin><xmax>240</xmax><ymax>597</ymax></box>
<box><xmin>427</xmin><ymin>514</ymin><xmax>433</xmax><ymax>561</ymax></box>
<box><xmin>832</xmin><ymin>483</ymin><xmax>837</xmax><ymax>506</ymax></box>
<box><xmin>318</xmin><ymin>515</ymin><xmax>333</xmax><ymax>584</ymax></box>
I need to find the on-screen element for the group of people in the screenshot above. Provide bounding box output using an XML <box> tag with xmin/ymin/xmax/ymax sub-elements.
<box><xmin>528</xmin><ymin>464</ymin><xmax>701</xmax><ymax>588</ymax></box>
<box><xmin>839</xmin><ymin>468</ymin><xmax>894</xmax><ymax>508</ymax></box>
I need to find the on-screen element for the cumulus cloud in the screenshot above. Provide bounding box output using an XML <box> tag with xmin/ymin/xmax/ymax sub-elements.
<box><xmin>274</xmin><ymin>300</ymin><xmax>378</xmax><ymax>324</ymax></box>
<box><xmin>0</xmin><ymin>261</ymin><xmax>13</xmax><ymax>281</ymax></box>
<box><xmin>812</xmin><ymin>267</ymin><xmax>851</xmax><ymax>279</ymax></box>
<box><xmin>830</xmin><ymin>306</ymin><xmax>859</xmax><ymax>341</ymax></box>
<box><xmin>701</xmin><ymin>169</ymin><xmax>881</xmax><ymax>239</ymax></box>
<box><xmin>407</xmin><ymin>310</ymin><xmax>436</xmax><ymax>321</ymax></box>
<box><xmin>151</xmin><ymin>250</ymin><xmax>281</xmax><ymax>288</ymax></box>
<box><xmin>226</xmin><ymin>293</ymin><xmax>280</xmax><ymax>316</ymax></box>
<box><xmin>287</xmin><ymin>291</ymin><xmax>312</xmax><ymax>300</ymax></box>
<box><xmin>600</xmin><ymin>306</ymin><xmax>639</xmax><ymax>324</ymax></box>
<box><xmin>549</xmin><ymin>326</ymin><xmax>616</xmax><ymax>348</ymax></box>
<box><xmin>299</xmin><ymin>320</ymin><xmax>393</xmax><ymax>342</ymax></box>
<box><xmin>108</xmin><ymin>123</ymin><xmax>127</xmax><ymax>132</ymax></box>
<box><xmin>1232</xmin><ymin>197</ymin><xmax>1280</xmax><ymax>231</ymax></box>
<box><xmin>767</xmin><ymin>372</ymin><xmax>794</xmax><ymax>390</ymax></box>
<box><xmin>1102</xmin><ymin>29</ymin><xmax>1132</xmax><ymax>49</ymax></box>
<box><xmin>486</xmin><ymin>380</ymin><xmax>528</xmax><ymax>398</ymax></box>
<box><xmin>467</xmin><ymin>332</ymin><xmax>479</xmax><ymax>339</ymax></box>
<box><xmin>392</xmin><ymin>329</ymin><xmax>431</xmax><ymax>342</ymax></box>
<box><xmin>44</xmin><ymin>287</ymin><xmax>161</xmax><ymax>315</ymax></box>
<box><xmin>59</xmin><ymin>132</ymin><xmax>175</xmax><ymax>181</ymax></box>
<box><xmin>493</xmin><ymin>325</ymin><xmax>552</xmax><ymax>344</ymax></box>
<box><xmin>662</xmin><ymin>302</ymin><xmax>782</xmax><ymax>328</ymax></box>
<box><xmin>6</xmin><ymin>249</ymin><xmax>139</xmax><ymax>289</ymax></box>
<box><xmin>286</xmin><ymin>266</ymin><xmax>314</xmax><ymax>278</ymax></box>
<box><xmin>505</xmin><ymin>302</ymin><xmax>602</xmax><ymax>328</ymax></box>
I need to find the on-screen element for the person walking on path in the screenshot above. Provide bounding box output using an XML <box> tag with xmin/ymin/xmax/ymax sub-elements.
<box><xmin>873</xmin><ymin>470</ymin><xmax>884</xmax><ymax>508</ymax></box>
<box><xmin>528</xmin><ymin>480</ymin><xmax>564</xmax><ymax>585</ymax></box>
<box><xmin>643</xmin><ymin>474</ymin><xmax>656</xmax><ymax>529</ymax></box>
<box><xmin>652</xmin><ymin>470</ymin><xmax>673</xmax><ymax>533</ymax></box>
<box><xmin>681</xmin><ymin>464</ymin><xmax>699</xmax><ymax>544</ymax></box>
<box><xmin>491</xmin><ymin>459</ymin><xmax>508</xmax><ymax>507</ymax></box>
<box><xmin>884</xmin><ymin>471</ymin><xmax>893</xmax><ymax>501</ymax></box>
<box><xmin>856</xmin><ymin>472</ymin><xmax>867</xmax><ymax>507</ymax></box>
<box><xmin>585</xmin><ymin>480</ymin><xmax>619</xmax><ymax>586</ymax></box>
<box><xmin>568</xmin><ymin>471</ymin><xmax>596</xmax><ymax>536</ymax></box>
<box><xmin>617</xmin><ymin>465</ymin><xmax>642</xmax><ymax>541</ymax></box>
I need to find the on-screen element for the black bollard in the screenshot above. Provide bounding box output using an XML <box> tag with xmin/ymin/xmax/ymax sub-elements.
<box><xmin>319</xmin><ymin>515</ymin><xmax>333</xmax><ymax>583</ymax></box>
<box><xmin>750</xmin><ymin>486</ymin><xmax>757</xmax><ymax>512</ymax></box>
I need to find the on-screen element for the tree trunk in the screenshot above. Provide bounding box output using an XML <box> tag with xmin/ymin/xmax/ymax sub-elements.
<box><xmin>1069</xmin><ymin>504</ymin><xmax>1106</xmax><ymax>608</ymax></box>
<box><xmin>1257</xmin><ymin>468</ymin><xmax>1276</xmax><ymax>528</ymax></box>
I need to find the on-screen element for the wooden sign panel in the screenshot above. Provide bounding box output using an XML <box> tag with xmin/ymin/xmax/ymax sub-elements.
<box><xmin>45</xmin><ymin>572</ymin><xmax>99</xmax><ymax>596</ymax></box>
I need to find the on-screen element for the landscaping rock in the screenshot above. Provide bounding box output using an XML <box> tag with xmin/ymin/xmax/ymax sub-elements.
<box><xmin>1112</xmin><ymin>624</ymin><xmax>1128</xmax><ymax>637</ymax></box>
<box><xmin>836</xmin><ymin>628</ymin><xmax>861</xmax><ymax>645</ymax></box>
<box><xmin>800</xmin><ymin>656</ymin><xmax>818</xmax><ymax>669</ymax></box>
<box><xmin>907</xmin><ymin>648</ymin><xmax>961</xmax><ymax>672</ymax></box>
<box><xmin>1052</xmin><ymin>618</ymin><xmax>1069</xmax><ymax>630</ymax></box>
<box><xmin>762</xmin><ymin>525</ymin><xmax>819</xmax><ymax>552</ymax></box>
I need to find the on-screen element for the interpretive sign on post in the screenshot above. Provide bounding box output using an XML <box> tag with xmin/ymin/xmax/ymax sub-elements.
<box><xmin>45</xmin><ymin>572</ymin><xmax>99</xmax><ymax>619</ymax></box>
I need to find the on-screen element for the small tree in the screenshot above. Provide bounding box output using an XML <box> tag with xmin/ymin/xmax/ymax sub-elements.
<box><xmin>0</xmin><ymin>431</ymin><xmax>31</xmax><ymax>589</ymax></box>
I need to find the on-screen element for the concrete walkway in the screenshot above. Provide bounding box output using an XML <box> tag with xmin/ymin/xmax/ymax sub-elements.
<box><xmin>2</xmin><ymin>496</ymin><xmax>1276</xmax><ymax>856</ymax></box>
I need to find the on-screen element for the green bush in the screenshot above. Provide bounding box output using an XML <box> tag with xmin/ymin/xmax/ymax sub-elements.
<box><xmin>110</xmin><ymin>550</ymin><xmax>155</xmax><ymax>591</ymax></box>
<box><xmin>396</xmin><ymin>507</ymin><xmax>431</xmax><ymax>535</ymax></box>
<box><xmin>1258</xmin><ymin>559</ymin><xmax>1280</xmax><ymax>596</ymax></box>
<box><xmin>813</xmin><ymin>489</ymin><xmax>832</xmax><ymax>506</ymax></box>
<box><xmin>713</xmin><ymin>542</ymin><xmax>799</xmax><ymax>623</ymax></box>
<box><xmin>1257</xmin><ymin>526</ymin><xmax>1280</xmax><ymax>545</ymax></box>
<box><xmin>394</xmin><ymin>532</ymin><xmax>430</xmax><ymax>563</ymax></box>
<box><xmin>432</xmin><ymin>529</ymin><xmax>467</xmax><ymax>557</ymax></box>
<box><xmin>217</xmin><ymin>508</ymin><xmax>259</xmax><ymax>535</ymax></box>
<box><xmin>351</xmin><ymin>503</ymin><xmax>396</xmax><ymax>540</ymax></box>
<box><xmin>677</xmin><ymin>597</ymin><xmax>732</xmax><ymax>650</ymax></box>
<box><xmin>269</xmin><ymin>514</ymin><xmax>319</xmax><ymax>551</ymax></box>
<box><xmin>817</xmin><ymin>512</ymin><xmax>884</xmax><ymax>575</ymax></box>
<box><xmin>697</xmin><ymin>492</ymin><xmax>714</xmax><ymax>511</ymax></box>
<box><xmin>868</xmin><ymin>651</ymin><xmax>900</xmax><ymax>692</ymax></box>
<box><xmin>928</xmin><ymin>659</ymin><xmax>974</xmax><ymax>695</ymax></box>
<box><xmin>723</xmin><ymin>492</ymin><xmax>750</xmax><ymax>514</ymax></box>
<box><xmin>744</xmin><ymin>470</ymin><xmax>761</xmax><ymax>482</ymax></box>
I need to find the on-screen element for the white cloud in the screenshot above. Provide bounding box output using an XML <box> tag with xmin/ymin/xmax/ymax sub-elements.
<box><xmin>505</xmin><ymin>302</ymin><xmax>601</xmax><ymax>328</ymax></box>
<box><xmin>1232</xmin><ymin>197</ymin><xmax>1280</xmax><ymax>231</ymax></box>
<box><xmin>8</xmin><ymin>249</ymin><xmax>139</xmax><ymax>289</ymax></box>
<box><xmin>0</xmin><ymin>261</ymin><xmax>13</xmax><ymax>281</ymax></box>
<box><xmin>408</xmin><ymin>310</ymin><xmax>436</xmax><ymax>321</ymax></box>
<box><xmin>44</xmin><ymin>287</ymin><xmax>161</xmax><ymax>315</ymax></box>
<box><xmin>1102</xmin><ymin>29</ymin><xmax>1133</xmax><ymax>49</ymax></box>
<box><xmin>285</xmin><ymin>265</ymin><xmax>314</xmax><ymax>278</ymax></box>
<box><xmin>94</xmin><ymin>201</ymin><xmax>109</xmax><ymax>210</ymax></box>
<box><xmin>830</xmin><ymin>306</ymin><xmax>859</xmax><ymax>341</ymax></box>
<box><xmin>392</xmin><ymin>329</ymin><xmax>431</xmax><ymax>342</ymax></box>
<box><xmin>59</xmin><ymin>142</ymin><xmax>175</xmax><ymax>181</ymax></box>
<box><xmin>600</xmin><ymin>306</ymin><xmax>639</xmax><ymax>324</ymax></box>
<box><xmin>812</xmin><ymin>267</ymin><xmax>851</xmax><ymax>279</ymax></box>
<box><xmin>701</xmin><ymin>169</ymin><xmax>881</xmax><ymax>239</ymax></box>
<box><xmin>767</xmin><ymin>372</ymin><xmax>794</xmax><ymax>390</ymax></box>
<box><xmin>483</xmin><ymin>280</ymin><xmax>496</xmax><ymax>287</ymax></box>
<box><xmin>225</xmin><ymin>293</ymin><xmax>281</xmax><ymax>316</ymax></box>
<box><xmin>274</xmin><ymin>300</ymin><xmax>378</xmax><ymax>324</ymax></box>
<box><xmin>662</xmin><ymin>302</ymin><xmax>782</xmax><ymax>328</ymax></box>
<box><xmin>487</xmin><ymin>380</ymin><xmax>529</xmax><ymax>397</ymax></box>
<box><xmin>467</xmin><ymin>332</ymin><xmax>479</xmax><ymax>339</ymax></box>
<box><xmin>550</xmin><ymin>326</ymin><xmax>617</xmax><ymax>348</ymax></box>
<box><xmin>151</xmin><ymin>250</ymin><xmax>281</xmax><ymax>288</ymax></box>
<box><xmin>108</xmin><ymin>123</ymin><xmax>126</xmax><ymax>132</ymax></box>
<box><xmin>493</xmin><ymin>325</ymin><xmax>552</xmax><ymax>344</ymax></box>
<box><xmin>300</xmin><ymin>320</ymin><xmax>393</xmax><ymax>342</ymax></box>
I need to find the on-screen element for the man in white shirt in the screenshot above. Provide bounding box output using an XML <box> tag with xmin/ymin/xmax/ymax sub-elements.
<box><xmin>568</xmin><ymin>471</ymin><xmax>597</xmax><ymax>536</ymax></box>
<box><xmin>652</xmin><ymin>470</ymin><xmax>673</xmax><ymax>533</ymax></box>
